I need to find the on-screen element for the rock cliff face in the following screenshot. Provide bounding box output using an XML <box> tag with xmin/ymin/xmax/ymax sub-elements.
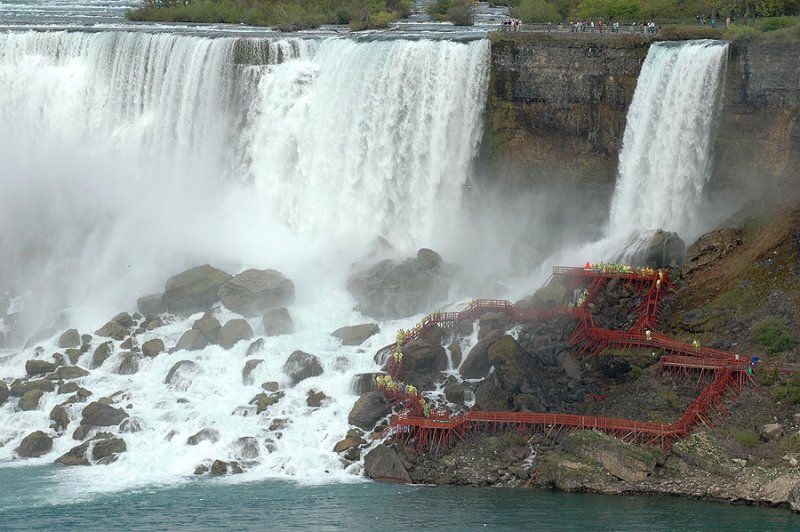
<box><xmin>483</xmin><ymin>34</ymin><xmax>800</xmax><ymax>227</ymax></box>
<box><xmin>711</xmin><ymin>41</ymin><xmax>800</xmax><ymax>201</ymax></box>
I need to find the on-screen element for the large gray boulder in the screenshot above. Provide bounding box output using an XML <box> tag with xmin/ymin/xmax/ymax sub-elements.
<box><xmin>187</xmin><ymin>428</ymin><xmax>220</xmax><ymax>445</ymax></box>
<box><xmin>137</xmin><ymin>293</ymin><xmax>165</xmax><ymax>315</ymax></box>
<box><xmin>347</xmin><ymin>391</ymin><xmax>390</xmax><ymax>431</ymax></box>
<box><xmin>346</xmin><ymin>248</ymin><xmax>453</xmax><ymax>319</ymax></box>
<box><xmin>0</xmin><ymin>380</ymin><xmax>8</xmax><ymax>406</ymax></box>
<box><xmin>218</xmin><ymin>269</ymin><xmax>295</xmax><ymax>317</ymax></box>
<box><xmin>262</xmin><ymin>308</ymin><xmax>294</xmax><ymax>337</ymax></box>
<box><xmin>165</xmin><ymin>360</ymin><xmax>200</xmax><ymax>391</ymax></box>
<box><xmin>81</xmin><ymin>401</ymin><xmax>128</xmax><ymax>427</ymax></box>
<box><xmin>460</xmin><ymin>330</ymin><xmax>504</xmax><ymax>379</ymax></box>
<box><xmin>10</xmin><ymin>379</ymin><xmax>54</xmax><ymax>397</ymax></box>
<box><xmin>141</xmin><ymin>338</ymin><xmax>165</xmax><ymax>357</ymax></box>
<box><xmin>92</xmin><ymin>342</ymin><xmax>113</xmax><ymax>368</ymax></box>
<box><xmin>19</xmin><ymin>389</ymin><xmax>44</xmax><ymax>411</ymax></box>
<box><xmin>26</xmin><ymin>359</ymin><xmax>56</xmax><ymax>376</ymax></box>
<box><xmin>192</xmin><ymin>313</ymin><xmax>221</xmax><ymax>344</ymax></box>
<box><xmin>17</xmin><ymin>431</ymin><xmax>53</xmax><ymax>458</ymax></box>
<box><xmin>92</xmin><ymin>437</ymin><xmax>127</xmax><ymax>461</ymax></box>
<box><xmin>364</xmin><ymin>444</ymin><xmax>412</xmax><ymax>484</ymax></box>
<box><xmin>396</xmin><ymin>336</ymin><xmax>449</xmax><ymax>391</ymax></box>
<box><xmin>332</xmin><ymin>324</ymin><xmax>380</xmax><ymax>346</ymax></box>
<box><xmin>562</xmin><ymin>430</ymin><xmax>659</xmax><ymax>482</ymax></box>
<box><xmin>617</xmin><ymin>229</ymin><xmax>686</xmax><ymax>269</ymax></box>
<box><xmin>283</xmin><ymin>351</ymin><xmax>323</xmax><ymax>385</ymax></box>
<box><xmin>175</xmin><ymin>329</ymin><xmax>208</xmax><ymax>352</ymax></box>
<box><xmin>58</xmin><ymin>329</ymin><xmax>81</xmax><ymax>349</ymax></box>
<box><xmin>163</xmin><ymin>264</ymin><xmax>232</xmax><ymax>315</ymax></box>
<box><xmin>242</xmin><ymin>359</ymin><xmax>264</xmax><ymax>386</ymax></box>
<box><xmin>55</xmin><ymin>442</ymin><xmax>90</xmax><ymax>466</ymax></box>
<box><xmin>50</xmin><ymin>405</ymin><xmax>70</xmax><ymax>431</ymax></box>
<box><xmin>217</xmin><ymin>319</ymin><xmax>254</xmax><ymax>349</ymax></box>
<box><xmin>115</xmin><ymin>352</ymin><xmax>140</xmax><ymax>375</ymax></box>
<box><xmin>94</xmin><ymin>320</ymin><xmax>128</xmax><ymax>341</ymax></box>
<box><xmin>57</xmin><ymin>366</ymin><xmax>90</xmax><ymax>380</ymax></box>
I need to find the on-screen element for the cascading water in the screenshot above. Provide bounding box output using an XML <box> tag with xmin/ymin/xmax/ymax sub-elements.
<box><xmin>608</xmin><ymin>40</ymin><xmax>729</xmax><ymax>240</ymax></box>
<box><xmin>523</xmin><ymin>40</ymin><xmax>730</xmax><ymax>288</ymax></box>
<box><xmin>0</xmin><ymin>30</ymin><xmax>490</xmax><ymax>495</ymax></box>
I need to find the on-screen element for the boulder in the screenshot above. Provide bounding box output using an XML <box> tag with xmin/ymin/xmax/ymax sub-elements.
<box><xmin>164</xmin><ymin>360</ymin><xmax>200</xmax><ymax>391</ymax></box>
<box><xmin>141</xmin><ymin>338</ymin><xmax>165</xmax><ymax>357</ymax></box>
<box><xmin>175</xmin><ymin>329</ymin><xmax>208</xmax><ymax>352</ymax></box>
<box><xmin>246</xmin><ymin>338</ymin><xmax>265</xmax><ymax>357</ymax></box>
<box><xmin>242</xmin><ymin>359</ymin><xmax>264</xmax><ymax>386</ymax></box>
<box><xmin>761</xmin><ymin>423</ymin><xmax>783</xmax><ymax>441</ymax></box>
<box><xmin>137</xmin><ymin>293</ymin><xmax>165</xmax><ymax>316</ymax></box>
<box><xmin>363</xmin><ymin>444</ymin><xmax>412</xmax><ymax>484</ymax></box>
<box><xmin>562</xmin><ymin>430</ymin><xmax>659</xmax><ymax>482</ymax></box>
<box><xmin>334</xmin><ymin>435</ymin><xmax>366</xmax><ymax>453</ymax></box>
<box><xmin>478</xmin><ymin>312</ymin><xmax>512</xmax><ymax>340</ymax></box>
<box><xmin>11</xmin><ymin>379</ymin><xmax>54</xmax><ymax>397</ymax></box>
<box><xmin>346</xmin><ymin>249</ymin><xmax>453</xmax><ymax>319</ymax></box>
<box><xmin>217</xmin><ymin>319</ymin><xmax>254</xmax><ymax>349</ymax></box>
<box><xmin>92</xmin><ymin>342</ymin><xmax>113</xmax><ymax>368</ymax></box>
<box><xmin>163</xmin><ymin>264</ymin><xmax>232</xmax><ymax>314</ymax></box>
<box><xmin>0</xmin><ymin>380</ymin><xmax>8</xmax><ymax>406</ymax></box>
<box><xmin>444</xmin><ymin>382</ymin><xmax>466</xmax><ymax>405</ymax></box>
<box><xmin>55</xmin><ymin>442</ymin><xmax>90</xmax><ymax>466</ymax></box>
<box><xmin>262</xmin><ymin>308</ymin><xmax>294</xmax><ymax>337</ymax></box>
<box><xmin>249</xmin><ymin>393</ymin><xmax>280</xmax><ymax>414</ymax></box>
<box><xmin>57</xmin><ymin>382</ymin><xmax>79</xmax><ymax>395</ymax></box>
<box><xmin>261</xmin><ymin>381</ymin><xmax>280</xmax><ymax>393</ymax></box>
<box><xmin>331</xmin><ymin>323</ymin><xmax>380</xmax><ymax>346</ymax></box>
<box><xmin>72</xmin><ymin>424</ymin><xmax>92</xmax><ymax>441</ymax></box>
<box><xmin>26</xmin><ymin>359</ymin><xmax>56</xmax><ymax>376</ymax></box>
<box><xmin>81</xmin><ymin>401</ymin><xmax>128</xmax><ymax>427</ymax></box>
<box><xmin>50</xmin><ymin>405</ymin><xmax>70</xmax><ymax>431</ymax></box>
<box><xmin>187</xmin><ymin>428</ymin><xmax>220</xmax><ymax>445</ymax></box>
<box><xmin>347</xmin><ymin>391</ymin><xmax>390</xmax><ymax>431</ymax></box>
<box><xmin>120</xmin><ymin>417</ymin><xmax>143</xmax><ymax>433</ymax></box>
<box><xmin>16</xmin><ymin>431</ymin><xmax>53</xmax><ymax>458</ymax></box>
<box><xmin>192</xmin><ymin>313</ymin><xmax>221</xmax><ymax>344</ymax></box>
<box><xmin>306</xmin><ymin>389</ymin><xmax>327</xmax><ymax>408</ymax></box>
<box><xmin>91</xmin><ymin>437</ymin><xmax>126</xmax><ymax>461</ymax></box>
<box><xmin>66</xmin><ymin>349</ymin><xmax>83</xmax><ymax>365</ymax></box>
<box><xmin>232</xmin><ymin>436</ymin><xmax>260</xmax><ymax>460</ymax></box>
<box><xmin>94</xmin><ymin>320</ymin><xmax>128</xmax><ymax>341</ymax></box>
<box><xmin>58</xmin><ymin>329</ymin><xmax>81</xmax><ymax>349</ymax></box>
<box><xmin>115</xmin><ymin>352</ymin><xmax>140</xmax><ymax>375</ymax></box>
<box><xmin>531</xmin><ymin>284</ymin><xmax>568</xmax><ymax>309</ymax></box>
<box><xmin>218</xmin><ymin>268</ymin><xmax>295</xmax><ymax>317</ymax></box>
<box><xmin>460</xmin><ymin>330</ymin><xmax>504</xmax><ymax>379</ymax></box>
<box><xmin>112</xmin><ymin>312</ymin><xmax>134</xmax><ymax>328</ymax></box>
<box><xmin>351</xmin><ymin>373</ymin><xmax>379</xmax><ymax>395</ymax></box>
<box><xmin>398</xmin><ymin>337</ymin><xmax>449</xmax><ymax>392</ymax></box>
<box><xmin>19</xmin><ymin>389</ymin><xmax>44</xmax><ymax>410</ymax></box>
<box><xmin>618</xmin><ymin>229</ymin><xmax>686</xmax><ymax>268</ymax></box>
<box><xmin>210</xmin><ymin>459</ymin><xmax>242</xmax><ymax>476</ymax></box>
<box><xmin>283</xmin><ymin>351</ymin><xmax>323</xmax><ymax>385</ymax></box>
<box><xmin>57</xmin><ymin>366</ymin><xmax>90</xmax><ymax>380</ymax></box>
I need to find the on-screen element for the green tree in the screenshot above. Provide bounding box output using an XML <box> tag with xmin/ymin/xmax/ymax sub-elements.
<box><xmin>577</xmin><ymin>0</ymin><xmax>641</xmax><ymax>19</ymax></box>
<box><xmin>514</xmin><ymin>0</ymin><xmax>563</xmax><ymax>22</ymax></box>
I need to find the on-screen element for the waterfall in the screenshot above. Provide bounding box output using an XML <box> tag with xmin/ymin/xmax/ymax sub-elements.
<box><xmin>0</xmin><ymin>30</ymin><xmax>490</xmax><ymax>493</ymax></box>
<box><xmin>608</xmin><ymin>40</ymin><xmax>729</xmax><ymax>240</ymax></box>
<box><xmin>0</xmin><ymin>31</ymin><xmax>489</xmax><ymax>327</ymax></box>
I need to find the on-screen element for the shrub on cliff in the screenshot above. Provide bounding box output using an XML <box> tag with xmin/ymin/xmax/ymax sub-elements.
<box><xmin>751</xmin><ymin>316</ymin><xmax>797</xmax><ymax>354</ymax></box>
<box><xmin>427</xmin><ymin>0</ymin><xmax>476</xmax><ymax>25</ymax></box>
<box><xmin>513</xmin><ymin>0</ymin><xmax>562</xmax><ymax>23</ymax></box>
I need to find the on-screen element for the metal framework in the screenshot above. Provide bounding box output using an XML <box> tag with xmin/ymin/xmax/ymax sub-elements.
<box><xmin>379</xmin><ymin>265</ymin><xmax>789</xmax><ymax>452</ymax></box>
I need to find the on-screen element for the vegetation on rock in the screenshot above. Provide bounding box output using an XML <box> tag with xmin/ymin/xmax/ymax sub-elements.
<box><xmin>128</xmin><ymin>0</ymin><xmax>412</xmax><ymax>31</ymax></box>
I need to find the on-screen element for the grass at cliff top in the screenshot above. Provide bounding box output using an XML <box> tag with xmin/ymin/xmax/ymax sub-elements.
<box><xmin>127</xmin><ymin>0</ymin><xmax>412</xmax><ymax>31</ymax></box>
